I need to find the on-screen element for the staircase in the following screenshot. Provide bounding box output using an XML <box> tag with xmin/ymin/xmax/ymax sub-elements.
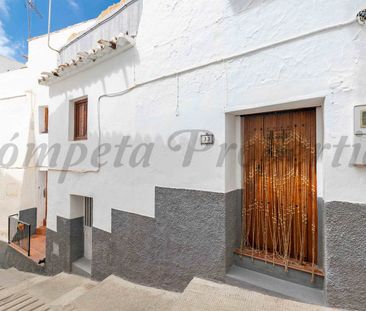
<box><xmin>0</xmin><ymin>268</ymin><xmax>338</xmax><ymax>311</ymax></box>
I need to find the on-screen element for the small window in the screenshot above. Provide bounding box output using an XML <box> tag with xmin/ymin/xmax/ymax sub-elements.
<box><xmin>361</xmin><ymin>110</ymin><xmax>366</xmax><ymax>128</ymax></box>
<box><xmin>74</xmin><ymin>98</ymin><xmax>88</xmax><ymax>140</ymax></box>
<box><xmin>84</xmin><ymin>197</ymin><xmax>93</xmax><ymax>227</ymax></box>
<box><xmin>39</xmin><ymin>106</ymin><xmax>49</xmax><ymax>134</ymax></box>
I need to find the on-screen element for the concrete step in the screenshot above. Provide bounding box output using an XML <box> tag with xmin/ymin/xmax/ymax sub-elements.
<box><xmin>47</xmin><ymin>281</ymin><xmax>97</xmax><ymax>310</ymax></box>
<box><xmin>0</xmin><ymin>293</ymin><xmax>47</xmax><ymax>311</ymax></box>
<box><xmin>0</xmin><ymin>269</ymin><xmax>96</xmax><ymax>311</ymax></box>
<box><xmin>171</xmin><ymin>277</ymin><xmax>335</xmax><ymax>311</ymax></box>
<box><xmin>0</xmin><ymin>268</ymin><xmax>37</xmax><ymax>288</ymax></box>
<box><xmin>0</xmin><ymin>275</ymin><xmax>48</xmax><ymax>300</ymax></box>
<box><xmin>226</xmin><ymin>265</ymin><xmax>325</xmax><ymax>306</ymax></box>
<box><xmin>63</xmin><ymin>275</ymin><xmax>180</xmax><ymax>311</ymax></box>
<box><xmin>23</xmin><ymin>273</ymin><xmax>92</xmax><ymax>304</ymax></box>
<box><xmin>72</xmin><ymin>257</ymin><xmax>91</xmax><ymax>278</ymax></box>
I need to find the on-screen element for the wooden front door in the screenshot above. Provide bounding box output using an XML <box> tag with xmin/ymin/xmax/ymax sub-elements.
<box><xmin>241</xmin><ymin>108</ymin><xmax>317</xmax><ymax>268</ymax></box>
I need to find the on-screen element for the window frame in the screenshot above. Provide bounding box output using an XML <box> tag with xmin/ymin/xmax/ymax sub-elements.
<box><xmin>39</xmin><ymin>106</ymin><xmax>49</xmax><ymax>134</ymax></box>
<box><xmin>73</xmin><ymin>98</ymin><xmax>88</xmax><ymax>141</ymax></box>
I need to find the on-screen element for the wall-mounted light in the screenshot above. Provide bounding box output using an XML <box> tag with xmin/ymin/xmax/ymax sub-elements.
<box><xmin>357</xmin><ymin>9</ymin><xmax>366</xmax><ymax>25</ymax></box>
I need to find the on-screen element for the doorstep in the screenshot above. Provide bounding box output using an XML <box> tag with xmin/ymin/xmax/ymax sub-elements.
<box><xmin>226</xmin><ymin>264</ymin><xmax>325</xmax><ymax>306</ymax></box>
<box><xmin>72</xmin><ymin>257</ymin><xmax>91</xmax><ymax>278</ymax></box>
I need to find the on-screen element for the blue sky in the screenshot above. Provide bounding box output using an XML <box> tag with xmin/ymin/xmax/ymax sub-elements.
<box><xmin>0</xmin><ymin>0</ymin><xmax>117</xmax><ymax>63</ymax></box>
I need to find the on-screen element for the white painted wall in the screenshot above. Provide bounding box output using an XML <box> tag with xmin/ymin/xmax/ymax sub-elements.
<box><xmin>0</xmin><ymin>93</ymin><xmax>36</xmax><ymax>240</ymax></box>
<box><xmin>45</xmin><ymin>0</ymin><xmax>366</xmax><ymax>234</ymax></box>
<box><xmin>0</xmin><ymin>55</ymin><xmax>24</xmax><ymax>73</ymax></box>
<box><xmin>0</xmin><ymin>20</ymin><xmax>95</xmax><ymax>240</ymax></box>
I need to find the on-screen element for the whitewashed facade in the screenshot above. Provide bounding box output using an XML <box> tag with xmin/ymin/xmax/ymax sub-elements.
<box><xmin>1</xmin><ymin>0</ymin><xmax>366</xmax><ymax>309</ymax></box>
<box><xmin>0</xmin><ymin>20</ymin><xmax>94</xmax><ymax>240</ymax></box>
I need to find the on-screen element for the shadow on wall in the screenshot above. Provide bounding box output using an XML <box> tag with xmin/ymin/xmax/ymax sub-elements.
<box><xmin>47</xmin><ymin>48</ymin><xmax>140</xmax><ymax>106</ymax></box>
<box><xmin>228</xmin><ymin>0</ymin><xmax>273</xmax><ymax>15</ymax></box>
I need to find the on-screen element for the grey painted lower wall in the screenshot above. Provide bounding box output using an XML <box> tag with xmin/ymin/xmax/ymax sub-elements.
<box><xmin>225</xmin><ymin>189</ymin><xmax>242</xmax><ymax>270</ymax></box>
<box><xmin>19</xmin><ymin>207</ymin><xmax>37</xmax><ymax>235</ymax></box>
<box><xmin>48</xmin><ymin>187</ymin><xmax>240</xmax><ymax>291</ymax></box>
<box><xmin>92</xmin><ymin>227</ymin><xmax>112</xmax><ymax>281</ymax></box>
<box><xmin>325</xmin><ymin>201</ymin><xmax>366</xmax><ymax>311</ymax></box>
<box><xmin>43</xmin><ymin>189</ymin><xmax>366</xmax><ymax>310</ymax></box>
<box><xmin>46</xmin><ymin>216</ymin><xmax>83</xmax><ymax>275</ymax></box>
<box><xmin>0</xmin><ymin>241</ymin><xmax>46</xmax><ymax>274</ymax></box>
<box><xmin>109</xmin><ymin>187</ymin><xmax>228</xmax><ymax>291</ymax></box>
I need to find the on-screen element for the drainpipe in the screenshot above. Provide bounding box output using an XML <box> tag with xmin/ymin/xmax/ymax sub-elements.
<box><xmin>47</xmin><ymin>0</ymin><xmax>60</xmax><ymax>53</ymax></box>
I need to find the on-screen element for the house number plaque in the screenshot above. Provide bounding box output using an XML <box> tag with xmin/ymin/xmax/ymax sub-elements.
<box><xmin>200</xmin><ymin>133</ymin><xmax>215</xmax><ymax>145</ymax></box>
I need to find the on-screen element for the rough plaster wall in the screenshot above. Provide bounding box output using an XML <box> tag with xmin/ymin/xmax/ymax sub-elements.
<box><xmin>325</xmin><ymin>201</ymin><xmax>366</xmax><ymax>310</ymax></box>
<box><xmin>92</xmin><ymin>227</ymin><xmax>112</xmax><ymax>281</ymax></box>
<box><xmin>0</xmin><ymin>241</ymin><xmax>45</xmax><ymax>274</ymax></box>
<box><xmin>109</xmin><ymin>187</ymin><xmax>226</xmax><ymax>291</ymax></box>
<box><xmin>225</xmin><ymin>189</ymin><xmax>242</xmax><ymax>270</ymax></box>
<box><xmin>19</xmin><ymin>207</ymin><xmax>37</xmax><ymax>235</ymax></box>
<box><xmin>46</xmin><ymin>216</ymin><xmax>83</xmax><ymax>275</ymax></box>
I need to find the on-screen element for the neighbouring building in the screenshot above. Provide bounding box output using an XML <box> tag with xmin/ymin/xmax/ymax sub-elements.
<box><xmin>0</xmin><ymin>55</ymin><xmax>24</xmax><ymax>73</ymax></box>
<box><xmin>0</xmin><ymin>20</ymin><xmax>94</xmax><ymax>243</ymax></box>
<box><xmin>1</xmin><ymin>0</ymin><xmax>366</xmax><ymax>310</ymax></box>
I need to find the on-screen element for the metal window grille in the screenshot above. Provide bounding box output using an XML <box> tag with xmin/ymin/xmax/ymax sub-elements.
<box><xmin>84</xmin><ymin>197</ymin><xmax>93</xmax><ymax>227</ymax></box>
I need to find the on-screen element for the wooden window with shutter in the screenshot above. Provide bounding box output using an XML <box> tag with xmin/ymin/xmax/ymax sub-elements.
<box><xmin>74</xmin><ymin>98</ymin><xmax>88</xmax><ymax>140</ymax></box>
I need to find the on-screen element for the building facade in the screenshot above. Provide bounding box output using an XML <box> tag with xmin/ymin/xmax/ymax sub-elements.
<box><xmin>1</xmin><ymin>0</ymin><xmax>366</xmax><ymax>310</ymax></box>
<box><xmin>0</xmin><ymin>19</ymin><xmax>94</xmax><ymax>241</ymax></box>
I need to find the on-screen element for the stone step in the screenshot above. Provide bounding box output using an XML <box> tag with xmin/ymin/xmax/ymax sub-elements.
<box><xmin>0</xmin><ymin>293</ymin><xmax>42</xmax><ymax>311</ymax></box>
<box><xmin>226</xmin><ymin>265</ymin><xmax>325</xmax><ymax>305</ymax></box>
<box><xmin>0</xmin><ymin>275</ymin><xmax>48</xmax><ymax>300</ymax></box>
<box><xmin>47</xmin><ymin>281</ymin><xmax>97</xmax><ymax>310</ymax></box>
<box><xmin>23</xmin><ymin>273</ymin><xmax>92</xmax><ymax>304</ymax></box>
<box><xmin>171</xmin><ymin>278</ymin><xmax>335</xmax><ymax>311</ymax></box>
<box><xmin>63</xmin><ymin>275</ymin><xmax>180</xmax><ymax>311</ymax></box>
<box><xmin>71</xmin><ymin>257</ymin><xmax>91</xmax><ymax>278</ymax></box>
<box><xmin>0</xmin><ymin>269</ymin><xmax>97</xmax><ymax>311</ymax></box>
<box><xmin>0</xmin><ymin>268</ymin><xmax>37</xmax><ymax>288</ymax></box>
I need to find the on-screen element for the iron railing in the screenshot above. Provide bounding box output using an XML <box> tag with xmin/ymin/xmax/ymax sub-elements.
<box><xmin>59</xmin><ymin>0</ymin><xmax>142</xmax><ymax>64</ymax></box>
<box><xmin>8</xmin><ymin>214</ymin><xmax>31</xmax><ymax>257</ymax></box>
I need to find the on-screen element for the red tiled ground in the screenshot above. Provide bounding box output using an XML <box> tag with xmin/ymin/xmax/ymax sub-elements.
<box><xmin>9</xmin><ymin>226</ymin><xmax>46</xmax><ymax>263</ymax></box>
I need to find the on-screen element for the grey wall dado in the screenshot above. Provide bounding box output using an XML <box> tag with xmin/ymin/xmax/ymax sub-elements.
<box><xmin>19</xmin><ymin>207</ymin><xmax>37</xmax><ymax>235</ymax></box>
<box><xmin>46</xmin><ymin>216</ymin><xmax>84</xmax><ymax>275</ymax></box>
<box><xmin>109</xmin><ymin>187</ymin><xmax>227</xmax><ymax>291</ymax></box>
<box><xmin>325</xmin><ymin>201</ymin><xmax>366</xmax><ymax>310</ymax></box>
<box><xmin>225</xmin><ymin>189</ymin><xmax>242</xmax><ymax>270</ymax></box>
<box><xmin>92</xmin><ymin>227</ymin><xmax>112</xmax><ymax>281</ymax></box>
<box><xmin>90</xmin><ymin>187</ymin><xmax>242</xmax><ymax>290</ymax></box>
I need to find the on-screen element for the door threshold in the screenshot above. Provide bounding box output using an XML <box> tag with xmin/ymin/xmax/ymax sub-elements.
<box><xmin>72</xmin><ymin>257</ymin><xmax>91</xmax><ymax>278</ymax></box>
<box><xmin>226</xmin><ymin>265</ymin><xmax>325</xmax><ymax>306</ymax></box>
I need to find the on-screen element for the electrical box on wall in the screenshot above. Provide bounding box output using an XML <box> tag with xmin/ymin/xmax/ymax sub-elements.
<box><xmin>354</xmin><ymin>105</ymin><xmax>366</xmax><ymax>135</ymax></box>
